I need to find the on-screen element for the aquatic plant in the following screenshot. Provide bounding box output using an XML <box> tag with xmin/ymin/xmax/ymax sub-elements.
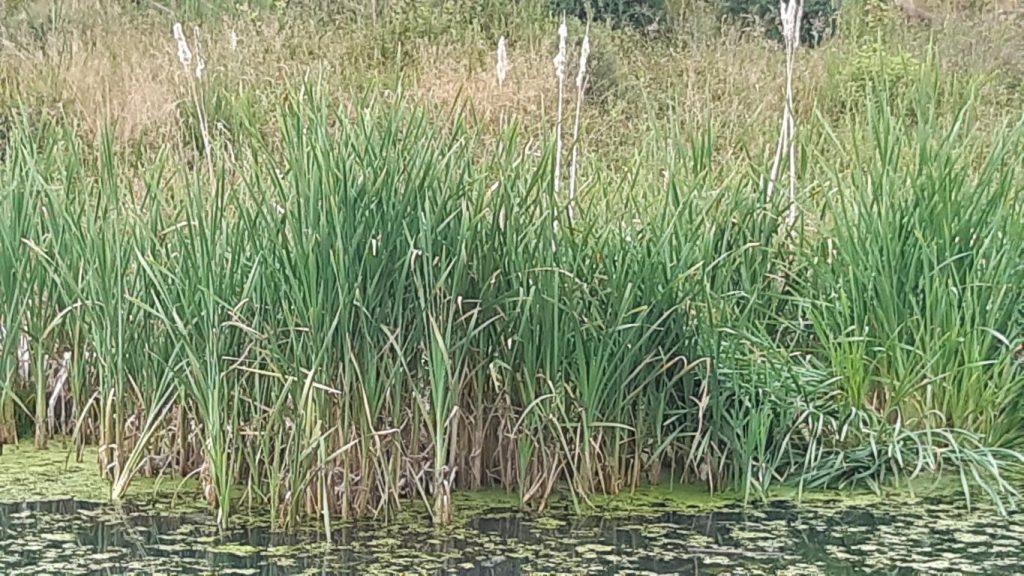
<box><xmin>0</xmin><ymin>15</ymin><xmax>1022</xmax><ymax>534</ymax></box>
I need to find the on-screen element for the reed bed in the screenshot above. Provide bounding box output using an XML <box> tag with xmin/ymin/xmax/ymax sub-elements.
<box><xmin>1</xmin><ymin>9</ymin><xmax>1023</xmax><ymax>531</ymax></box>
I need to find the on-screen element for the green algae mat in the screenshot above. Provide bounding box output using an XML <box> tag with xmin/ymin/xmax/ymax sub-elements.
<box><xmin>3</xmin><ymin>444</ymin><xmax>1024</xmax><ymax>574</ymax></box>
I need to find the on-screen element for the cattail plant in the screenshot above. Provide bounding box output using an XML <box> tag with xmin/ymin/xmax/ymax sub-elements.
<box><xmin>496</xmin><ymin>36</ymin><xmax>509</xmax><ymax>88</ymax></box>
<box><xmin>552</xmin><ymin>15</ymin><xmax>568</xmax><ymax>231</ymax></box>
<box><xmin>2</xmin><ymin>11</ymin><xmax>1024</xmax><ymax>533</ymax></box>
<box><xmin>567</xmin><ymin>27</ymin><xmax>590</xmax><ymax>224</ymax></box>
<box><xmin>173</xmin><ymin>23</ymin><xmax>192</xmax><ymax>69</ymax></box>
<box><xmin>496</xmin><ymin>36</ymin><xmax>509</xmax><ymax>129</ymax></box>
<box><xmin>767</xmin><ymin>0</ymin><xmax>803</xmax><ymax>232</ymax></box>
<box><xmin>173</xmin><ymin>23</ymin><xmax>215</xmax><ymax>189</ymax></box>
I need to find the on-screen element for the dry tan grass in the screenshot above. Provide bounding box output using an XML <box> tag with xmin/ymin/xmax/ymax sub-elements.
<box><xmin>1</xmin><ymin>10</ymin><xmax>175</xmax><ymax>142</ymax></box>
<box><xmin>0</xmin><ymin>0</ymin><xmax>1019</xmax><ymax>167</ymax></box>
<box><xmin>413</xmin><ymin>43</ymin><xmax>554</xmax><ymax>127</ymax></box>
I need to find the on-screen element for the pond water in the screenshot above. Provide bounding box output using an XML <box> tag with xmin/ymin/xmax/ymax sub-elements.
<box><xmin>2</xmin><ymin>493</ymin><xmax>1024</xmax><ymax>575</ymax></box>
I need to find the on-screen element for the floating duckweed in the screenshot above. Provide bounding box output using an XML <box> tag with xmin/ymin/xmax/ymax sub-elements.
<box><xmin>207</xmin><ymin>544</ymin><xmax>260</xmax><ymax>556</ymax></box>
<box><xmin>0</xmin><ymin>481</ymin><xmax>1022</xmax><ymax>574</ymax></box>
<box><xmin>533</xmin><ymin>516</ymin><xmax>568</xmax><ymax>529</ymax></box>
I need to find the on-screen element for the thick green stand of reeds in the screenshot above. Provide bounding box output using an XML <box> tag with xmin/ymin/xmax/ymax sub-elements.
<box><xmin>1</xmin><ymin>65</ymin><xmax>1022</xmax><ymax>529</ymax></box>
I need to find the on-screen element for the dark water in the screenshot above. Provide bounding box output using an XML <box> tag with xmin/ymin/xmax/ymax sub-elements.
<box><xmin>1</xmin><ymin>496</ymin><xmax>1023</xmax><ymax>574</ymax></box>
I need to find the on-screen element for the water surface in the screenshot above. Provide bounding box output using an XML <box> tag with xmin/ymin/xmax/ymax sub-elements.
<box><xmin>2</xmin><ymin>493</ymin><xmax>1023</xmax><ymax>574</ymax></box>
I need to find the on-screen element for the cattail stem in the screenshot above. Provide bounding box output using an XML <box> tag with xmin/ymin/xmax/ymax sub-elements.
<box><xmin>173</xmin><ymin>23</ymin><xmax>215</xmax><ymax>194</ymax></box>
<box><xmin>496</xmin><ymin>36</ymin><xmax>509</xmax><ymax>130</ymax></box>
<box><xmin>568</xmin><ymin>27</ymin><xmax>590</xmax><ymax>225</ymax></box>
<box><xmin>784</xmin><ymin>16</ymin><xmax>800</xmax><ymax>231</ymax></box>
<box><xmin>553</xmin><ymin>16</ymin><xmax>568</xmax><ymax>215</ymax></box>
<box><xmin>767</xmin><ymin>0</ymin><xmax>803</xmax><ymax>235</ymax></box>
<box><xmin>190</xmin><ymin>27</ymin><xmax>216</xmax><ymax>194</ymax></box>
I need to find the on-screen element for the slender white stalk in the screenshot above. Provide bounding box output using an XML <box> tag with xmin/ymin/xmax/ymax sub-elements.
<box><xmin>172</xmin><ymin>23</ymin><xmax>215</xmax><ymax>190</ymax></box>
<box><xmin>567</xmin><ymin>28</ymin><xmax>590</xmax><ymax>225</ymax></box>
<box><xmin>553</xmin><ymin>16</ymin><xmax>568</xmax><ymax>201</ymax></box>
<box><xmin>767</xmin><ymin>0</ymin><xmax>803</xmax><ymax>233</ymax></box>
<box><xmin>497</xmin><ymin>36</ymin><xmax>509</xmax><ymax>130</ymax></box>
<box><xmin>783</xmin><ymin>0</ymin><xmax>802</xmax><ymax>230</ymax></box>
<box><xmin>551</xmin><ymin>16</ymin><xmax>569</xmax><ymax>247</ymax></box>
<box><xmin>496</xmin><ymin>36</ymin><xmax>509</xmax><ymax>88</ymax></box>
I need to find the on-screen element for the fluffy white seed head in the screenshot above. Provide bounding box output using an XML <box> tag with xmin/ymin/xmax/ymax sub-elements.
<box><xmin>496</xmin><ymin>36</ymin><xmax>509</xmax><ymax>86</ymax></box>
<box><xmin>780</xmin><ymin>0</ymin><xmax>803</xmax><ymax>48</ymax></box>
<box><xmin>576</xmin><ymin>32</ymin><xmax>590</xmax><ymax>91</ymax></box>
<box><xmin>173</xmin><ymin>22</ymin><xmax>192</xmax><ymax>67</ymax></box>
<box><xmin>229</xmin><ymin>30</ymin><xmax>239</xmax><ymax>51</ymax></box>
<box><xmin>553</xmin><ymin>16</ymin><xmax>568</xmax><ymax>82</ymax></box>
<box><xmin>195</xmin><ymin>53</ymin><xmax>206</xmax><ymax>79</ymax></box>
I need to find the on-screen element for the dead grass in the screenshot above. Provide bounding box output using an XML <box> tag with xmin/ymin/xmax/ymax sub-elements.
<box><xmin>0</xmin><ymin>0</ymin><xmax>1020</xmax><ymax>168</ymax></box>
<box><xmin>1</xmin><ymin>9</ymin><xmax>176</xmax><ymax>143</ymax></box>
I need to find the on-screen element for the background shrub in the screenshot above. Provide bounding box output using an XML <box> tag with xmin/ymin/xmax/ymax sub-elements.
<box><xmin>823</xmin><ymin>40</ymin><xmax>922</xmax><ymax>115</ymax></box>
<box><xmin>549</xmin><ymin>0</ymin><xmax>670</xmax><ymax>31</ymax></box>
<box><xmin>717</xmin><ymin>0</ymin><xmax>839</xmax><ymax>45</ymax></box>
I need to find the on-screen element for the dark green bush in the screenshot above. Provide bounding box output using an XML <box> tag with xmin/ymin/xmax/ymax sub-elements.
<box><xmin>717</xmin><ymin>0</ymin><xmax>838</xmax><ymax>46</ymax></box>
<box><xmin>548</xmin><ymin>0</ymin><xmax>669</xmax><ymax>31</ymax></box>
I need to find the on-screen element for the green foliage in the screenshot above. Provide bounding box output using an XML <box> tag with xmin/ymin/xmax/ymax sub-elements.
<box><xmin>549</xmin><ymin>0</ymin><xmax>669</xmax><ymax>31</ymax></box>
<box><xmin>836</xmin><ymin>0</ymin><xmax>903</xmax><ymax>41</ymax></box>
<box><xmin>2</xmin><ymin>8</ymin><xmax>1024</xmax><ymax>531</ymax></box>
<box><xmin>716</xmin><ymin>0</ymin><xmax>838</xmax><ymax>45</ymax></box>
<box><xmin>387</xmin><ymin>0</ymin><xmax>529</xmax><ymax>44</ymax></box>
<box><xmin>580</xmin><ymin>27</ymin><xmax>624</xmax><ymax>103</ymax></box>
<box><xmin>808</xmin><ymin>91</ymin><xmax>1024</xmax><ymax>445</ymax></box>
<box><xmin>824</xmin><ymin>41</ymin><xmax>922</xmax><ymax>115</ymax></box>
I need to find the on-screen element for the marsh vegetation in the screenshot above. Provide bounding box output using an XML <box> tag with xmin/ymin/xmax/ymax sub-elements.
<box><xmin>0</xmin><ymin>0</ymin><xmax>1023</xmax><ymax>539</ymax></box>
